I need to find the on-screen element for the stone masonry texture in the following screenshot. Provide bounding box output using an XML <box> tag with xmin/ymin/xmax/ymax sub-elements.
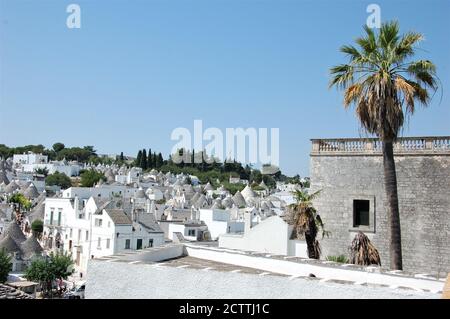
<box><xmin>310</xmin><ymin>154</ymin><xmax>450</xmax><ymax>277</ymax></box>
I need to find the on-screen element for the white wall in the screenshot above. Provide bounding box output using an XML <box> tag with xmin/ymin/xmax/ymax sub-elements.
<box><xmin>44</xmin><ymin>197</ymin><xmax>92</xmax><ymax>271</ymax></box>
<box><xmin>114</xmin><ymin>224</ymin><xmax>165</xmax><ymax>253</ymax></box>
<box><xmin>199</xmin><ymin>209</ymin><xmax>237</xmax><ymax>240</ymax></box>
<box><xmin>63</xmin><ymin>186</ymin><xmax>137</xmax><ymax>200</ymax></box>
<box><xmin>219</xmin><ymin>216</ymin><xmax>292</xmax><ymax>255</ymax></box>
<box><xmin>13</xmin><ymin>154</ymin><xmax>48</xmax><ymax>165</ymax></box>
<box><xmin>186</xmin><ymin>244</ymin><xmax>444</xmax><ymax>293</ymax></box>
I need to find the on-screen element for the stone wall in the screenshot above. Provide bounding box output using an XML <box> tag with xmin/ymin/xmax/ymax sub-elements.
<box><xmin>310</xmin><ymin>151</ymin><xmax>450</xmax><ymax>277</ymax></box>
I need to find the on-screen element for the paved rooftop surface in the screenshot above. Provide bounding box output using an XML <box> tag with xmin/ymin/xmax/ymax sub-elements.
<box><xmin>87</xmin><ymin>257</ymin><xmax>440</xmax><ymax>299</ymax></box>
<box><xmin>158</xmin><ymin>256</ymin><xmax>290</xmax><ymax>277</ymax></box>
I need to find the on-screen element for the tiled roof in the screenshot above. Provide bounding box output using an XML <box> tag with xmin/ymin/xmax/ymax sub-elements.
<box><xmin>137</xmin><ymin>213</ymin><xmax>163</xmax><ymax>233</ymax></box>
<box><xmin>105</xmin><ymin>209</ymin><xmax>132</xmax><ymax>225</ymax></box>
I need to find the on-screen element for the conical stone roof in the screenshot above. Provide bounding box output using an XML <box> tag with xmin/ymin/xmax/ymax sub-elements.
<box><xmin>20</xmin><ymin>235</ymin><xmax>43</xmax><ymax>259</ymax></box>
<box><xmin>4</xmin><ymin>181</ymin><xmax>19</xmax><ymax>194</ymax></box>
<box><xmin>0</xmin><ymin>208</ymin><xmax>6</xmax><ymax>220</ymax></box>
<box><xmin>191</xmin><ymin>192</ymin><xmax>200</xmax><ymax>204</ymax></box>
<box><xmin>19</xmin><ymin>181</ymin><xmax>32</xmax><ymax>191</ymax></box>
<box><xmin>203</xmin><ymin>182</ymin><xmax>214</xmax><ymax>191</ymax></box>
<box><xmin>0</xmin><ymin>222</ymin><xmax>26</xmax><ymax>243</ymax></box>
<box><xmin>28</xmin><ymin>201</ymin><xmax>45</xmax><ymax>223</ymax></box>
<box><xmin>232</xmin><ymin>191</ymin><xmax>246</xmax><ymax>208</ymax></box>
<box><xmin>241</xmin><ymin>185</ymin><xmax>257</xmax><ymax>200</ymax></box>
<box><xmin>184</xmin><ymin>184</ymin><xmax>194</xmax><ymax>194</ymax></box>
<box><xmin>23</xmin><ymin>184</ymin><xmax>39</xmax><ymax>199</ymax></box>
<box><xmin>196</xmin><ymin>194</ymin><xmax>207</xmax><ymax>208</ymax></box>
<box><xmin>104</xmin><ymin>169</ymin><xmax>115</xmax><ymax>182</ymax></box>
<box><xmin>0</xmin><ymin>168</ymin><xmax>9</xmax><ymax>185</ymax></box>
<box><xmin>222</xmin><ymin>197</ymin><xmax>233</xmax><ymax>208</ymax></box>
<box><xmin>0</xmin><ymin>235</ymin><xmax>21</xmax><ymax>254</ymax></box>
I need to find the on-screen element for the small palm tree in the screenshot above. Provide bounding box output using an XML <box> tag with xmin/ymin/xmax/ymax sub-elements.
<box><xmin>329</xmin><ymin>21</ymin><xmax>438</xmax><ymax>270</ymax></box>
<box><xmin>287</xmin><ymin>190</ymin><xmax>329</xmax><ymax>259</ymax></box>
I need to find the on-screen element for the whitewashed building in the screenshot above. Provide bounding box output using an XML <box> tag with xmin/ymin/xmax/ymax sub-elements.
<box><xmin>219</xmin><ymin>214</ymin><xmax>308</xmax><ymax>257</ymax></box>
<box><xmin>43</xmin><ymin>187</ymin><xmax>164</xmax><ymax>272</ymax></box>
<box><xmin>198</xmin><ymin>208</ymin><xmax>245</xmax><ymax>240</ymax></box>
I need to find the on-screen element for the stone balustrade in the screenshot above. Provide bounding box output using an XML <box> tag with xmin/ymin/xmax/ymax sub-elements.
<box><xmin>311</xmin><ymin>136</ymin><xmax>450</xmax><ymax>156</ymax></box>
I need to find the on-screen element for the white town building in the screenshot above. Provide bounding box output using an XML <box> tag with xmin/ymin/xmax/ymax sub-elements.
<box><xmin>43</xmin><ymin>187</ymin><xmax>164</xmax><ymax>273</ymax></box>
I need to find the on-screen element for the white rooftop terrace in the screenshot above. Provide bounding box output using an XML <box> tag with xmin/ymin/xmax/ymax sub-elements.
<box><xmin>85</xmin><ymin>243</ymin><xmax>445</xmax><ymax>299</ymax></box>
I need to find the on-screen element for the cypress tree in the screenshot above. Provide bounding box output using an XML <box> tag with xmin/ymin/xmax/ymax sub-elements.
<box><xmin>153</xmin><ymin>152</ymin><xmax>158</xmax><ymax>168</ymax></box>
<box><xmin>141</xmin><ymin>149</ymin><xmax>148</xmax><ymax>170</ymax></box>
<box><xmin>158</xmin><ymin>153</ymin><xmax>164</xmax><ymax>168</ymax></box>
<box><xmin>120</xmin><ymin>152</ymin><xmax>124</xmax><ymax>162</ymax></box>
<box><xmin>136</xmin><ymin>150</ymin><xmax>142</xmax><ymax>168</ymax></box>
<box><xmin>148</xmin><ymin>149</ymin><xmax>153</xmax><ymax>169</ymax></box>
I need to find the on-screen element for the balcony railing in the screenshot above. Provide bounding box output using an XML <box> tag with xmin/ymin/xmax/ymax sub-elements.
<box><xmin>311</xmin><ymin>136</ymin><xmax>450</xmax><ymax>155</ymax></box>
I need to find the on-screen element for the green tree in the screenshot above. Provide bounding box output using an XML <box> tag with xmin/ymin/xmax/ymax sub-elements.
<box><xmin>329</xmin><ymin>21</ymin><xmax>438</xmax><ymax>270</ymax></box>
<box><xmin>262</xmin><ymin>175</ymin><xmax>276</xmax><ymax>189</ymax></box>
<box><xmin>147</xmin><ymin>149</ymin><xmax>153</xmax><ymax>168</ymax></box>
<box><xmin>31</xmin><ymin>219</ymin><xmax>44</xmax><ymax>238</ymax></box>
<box><xmin>135</xmin><ymin>150</ymin><xmax>142</xmax><ymax>168</ymax></box>
<box><xmin>57</xmin><ymin>147</ymin><xmax>95</xmax><ymax>162</ymax></box>
<box><xmin>157</xmin><ymin>153</ymin><xmax>164</xmax><ymax>168</ymax></box>
<box><xmin>52</xmin><ymin>143</ymin><xmax>65</xmax><ymax>153</ymax></box>
<box><xmin>25</xmin><ymin>252</ymin><xmax>74</xmax><ymax>297</ymax></box>
<box><xmin>141</xmin><ymin>149</ymin><xmax>148</xmax><ymax>170</ymax></box>
<box><xmin>153</xmin><ymin>152</ymin><xmax>158</xmax><ymax>168</ymax></box>
<box><xmin>120</xmin><ymin>152</ymin><xmax>124</xmax><ymax>162</ymax></box>
<box><xmin>34</xmin><ymin>167</ymin><xmax>49</xmax><ymax>177</ymax></box>
<box><xmin>80</xmin><ymin>169</ymin><xmax>106</xmax><ymax>187</ymax></box>
<box><xmin>83</xmin><ymin>146</ymin><xmax>96</xmax><ymax>156</ymax></box>
<box><xmin>0</xmin><ymin>249</ymin><xmax>12</xmax><ymax>283</ymax></box>
<box><xmin>287</xmin><ymin>190</ymin><xmax>329</xmax><ymax>259</ymax></box>
<box><xmin>46</xmin><ymin>172</ymin><xmax>72</xmax><ymax>189</ymax></box>
<box><xmin>9</xmin><ymin>193</ymin><xmax>32</xmax><ymax>211</ymax></box>
<box><xmin>0</xmin><ymin>144</ymin><xmax>13</xmax><ymax>159</ymax></box>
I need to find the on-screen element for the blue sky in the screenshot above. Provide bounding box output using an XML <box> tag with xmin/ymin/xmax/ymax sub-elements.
<box><xmin>0</xmin><ymin>0</ymin><xmax>449</xmax><ymax>176</ymax></box>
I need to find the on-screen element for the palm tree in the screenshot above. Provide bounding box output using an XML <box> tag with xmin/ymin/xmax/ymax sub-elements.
<box><xmin>287</xmin><ymin>190</ymin><xmax>329</xmax><ymax>259</ymax></box>
<box><xmin>329</xmin><ymin>21</ymin><xmax>438</xmax><ymax>270</ymax></box>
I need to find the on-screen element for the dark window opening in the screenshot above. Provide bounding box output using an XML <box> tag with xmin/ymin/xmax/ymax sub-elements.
<box><xmin>353</xmin><ymin>200</ymin><xmax>370</xmax><ymax>227</ymax></box>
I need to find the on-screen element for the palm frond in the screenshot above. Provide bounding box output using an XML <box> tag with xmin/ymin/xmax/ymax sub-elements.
<box><xmin>349</xmin><ymin>232</ymin><xmax>381</xmax><ymax>266</ymax></box>
<box><xmin>329</xmin><ymin>21</ymin><xmax>438</xmax><ymax>141</ymax></box>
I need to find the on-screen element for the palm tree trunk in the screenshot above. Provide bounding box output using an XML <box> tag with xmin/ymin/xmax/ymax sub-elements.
<box><xmin>382</xmin><ymin>141</ymin><xmax>403</xmax><ymax>270</ymax></box>
<box><xmin>305</xmin><ymin>234</ymin><xmax>317</xmax><ymax>259</ymax></box>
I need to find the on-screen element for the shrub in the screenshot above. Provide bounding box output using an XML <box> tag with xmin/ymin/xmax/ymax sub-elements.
<box><xmin>80</xmin><ymin>169</ymin><xmax>106</xmax><ymax>187</ymax></box>
<box><xmin>46</xmin><ymin>171</ymin><xmax>72</xmax><ymax>189</ymax></box>
<box><xmin>31</xmin><ymin>219</ymin><xmax>44</xmax><ymax>236</ymax></box>
<box><xmin>0</xmin><ymin>249</ymin><xmax>12</xmax><ymax>283</ymax></box>
<box><xmin>326</xmin><ymin>255</ymin><xmax>349</xmax><ymax>263</ymax></box>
